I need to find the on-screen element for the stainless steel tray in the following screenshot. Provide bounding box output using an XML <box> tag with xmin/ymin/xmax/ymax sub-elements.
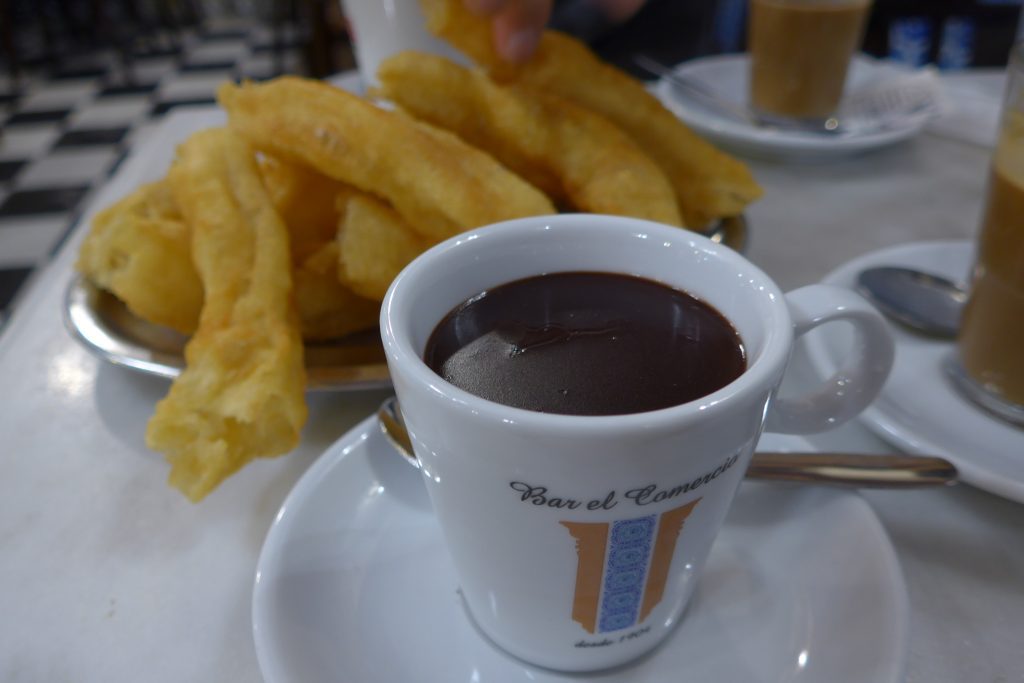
<box><xmin>62</xmin><ymin>276</ymin><xmax>391</xmax><ymax>391</ymax></box>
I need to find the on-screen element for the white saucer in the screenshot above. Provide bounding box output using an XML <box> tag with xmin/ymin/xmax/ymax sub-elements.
<box><xmin>253</xmin><ymin>416</ymin><xmax>908</xmax><ymax>682</ymax></box>
<box><xmin>654</xmin><ymin>53</ymin><xmax>933</xmax><ymax>162</ymax></box>
<box><xmin>804</xmin><ymin>240</ymin><xmax>1024</xmax><ymax>503</ymax></box>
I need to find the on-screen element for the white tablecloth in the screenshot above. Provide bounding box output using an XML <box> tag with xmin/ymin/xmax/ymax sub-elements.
<box><xmin>1</xmin><ymin>72</ymin><xmax>1021</xmax><ymax>683</ymax></box>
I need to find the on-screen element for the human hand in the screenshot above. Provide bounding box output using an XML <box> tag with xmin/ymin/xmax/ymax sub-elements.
<box><xmin>463</xmin><ymin>0</ymin><xmax>553</xmax><ymax>63</ymax></box>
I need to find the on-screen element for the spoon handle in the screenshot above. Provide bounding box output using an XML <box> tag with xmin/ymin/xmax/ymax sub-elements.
<box><xmin>746</xmin><ymin>453</ymin><xmax>958</xmax><ymax>488</ymax></box>
<box><xmin>377</xmin><ymin>398</ymin><xmax>958</xmax><ymax>488</ymax></box>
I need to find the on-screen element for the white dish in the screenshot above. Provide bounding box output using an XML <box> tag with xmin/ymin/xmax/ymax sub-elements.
<box><xmin>654</xmin><ymin>53</ymin><xmax>932</xmax><ymax>162</ymax></box>
<box><xmin>253</xmin><ymin>415</ymin><xmax>909</xmax><ymax>683</ymax></box>
<box><xmin>804</xmin><ymin>240</ymin><xmax>1024</xmax><ymax>503</ymax></box>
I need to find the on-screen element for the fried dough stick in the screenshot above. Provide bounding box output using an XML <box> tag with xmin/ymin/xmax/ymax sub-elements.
<box><xmin>77</xmin><ymin>164</ymin><xmax>374</xmax><ymax>342</ymax></box>
<box><xmin>337</xmin><ymin>191</ymin><xmax>434</xmax><ymax>301</ymax></box>
<box><xmin>146</xmin><ymin>128</ymin><xmax>307</xmax><ymax>502</ymax></box>
<box><xmin>419</xmin><ymin>0</ymin><xmax>762</xmax><ymax>225</ymax></box>
<box><xmin>256</xmin><ymin>155</ymin><xmax>381</xmax><ymax>339</ymax></box>
<box><xmin>293</xmin><ymin>240</ymin><xmax>381</xmax><ymax>340</ymax></box>
<box><xmin>377</xmin><ymin>52</ymin><xmax>683</xmax><ymax>226</ymax></box>
<box><xmin>76</xmin><ymin>180</ymin><xmax>202</xmax><ymax>334</ymax></box>
<box><xmin>218</xmin><ymin>77</ymin><xmax>555</xmax><ymax>242</ymax></box>
<box><xmin>257</xmin><ymin>153</ymin><xmax>351</xmax><ymax>264</ymax></box>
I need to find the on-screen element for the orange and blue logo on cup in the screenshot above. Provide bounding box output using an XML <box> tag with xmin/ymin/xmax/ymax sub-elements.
<box><xmin>561</xmin><ymin>500</ymin><xmax>700</xmax><ymax>634</ymax></box>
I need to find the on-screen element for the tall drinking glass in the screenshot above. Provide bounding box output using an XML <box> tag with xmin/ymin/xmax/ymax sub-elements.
<box><xmin>748</xmin><ymin>0</ymin><xmax>874</xmax><ymax>121</ymax></box>
<box><xmin>948</xmin><ymin>44</ymin><xmax>1024</xmax><ymax>426</ymax></box>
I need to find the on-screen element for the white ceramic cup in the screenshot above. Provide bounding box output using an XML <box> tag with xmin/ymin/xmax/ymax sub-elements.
<box><xmin>380</xmin><ymin>215</ymin><xmax>894</xmax><ymax>672</ymax></box>
<box><xmin>340</xmin><ymin>0</ymin><xmax>466</xmax><ymax>87</ymax></box>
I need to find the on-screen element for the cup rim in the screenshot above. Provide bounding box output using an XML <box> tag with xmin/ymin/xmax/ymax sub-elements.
<box><xmin>380</xmin><ymin>215</ymin><xmax>794</xmax><ymax>434</ymax></box>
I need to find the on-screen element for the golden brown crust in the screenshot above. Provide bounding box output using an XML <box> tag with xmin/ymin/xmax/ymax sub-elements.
<box><xmin>146</xmin><ymin>128</ymin><xmax>307</xmax><ymax>502</ymax></box>
<box><xmin>377</xmin><ymin>52</ymin><xmax>683</xmax><ymax>226</ymax></box>
<box><xmin>293</xmin><ymin>241</ymin><xmax>381</xmax><ymax>340</ymax></box>
<box><xmin>256</xmin><ymin>153</ymin><xmax>351</xmax><ymax>264</ymax></box>
<box><xmin>75</xmin><ymin>180</ymin><xmax>202</xmax><ymax>334</ymax></box>
<box><xmin>418</xmin><ymin>0</ymin><xmax>763</xmax><ymax>224</ymax></box>
<box><xmin>218</xmin><ymin>77</ymin><xmax>555</xmax><ymax>242</ymax></box>
<box><xmin>337</xmin><ymin>191</ymin><xmax>433</xmax><ymax>301</ymax></box>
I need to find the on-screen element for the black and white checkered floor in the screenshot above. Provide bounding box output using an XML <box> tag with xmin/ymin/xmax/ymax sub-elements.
<box><xmin>0</xmin><ymin>16</ymin><xmax>309</xmax><ymax>328</ymax></box>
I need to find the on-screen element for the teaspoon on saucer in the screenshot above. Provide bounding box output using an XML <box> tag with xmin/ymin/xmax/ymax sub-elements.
<box><xmin>856</xmin><ymin>266</ymin><xmax>968</xmax><ymax>339</ymax></box>
<box><xmin>376</xmin><ymin>397</ymin><xmax>957</xmax><ymax>489</ymax></box>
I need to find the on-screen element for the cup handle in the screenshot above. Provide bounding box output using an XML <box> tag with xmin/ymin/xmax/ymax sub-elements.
<box><xmin>765</xmin><ymin>284</ymin><xmax>895</xmax><ymax>435</ymax></box>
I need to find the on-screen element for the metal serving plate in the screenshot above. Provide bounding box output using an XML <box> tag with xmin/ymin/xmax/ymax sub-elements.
<box><xmin>62</xmin><ymin>276</ymin><xmax>391</xmax><ymax>391</ymax></box>
<box><xmin>61</xmin><ymin>216</ymin><xmax>746</xmax><ymax>392</ymax></box>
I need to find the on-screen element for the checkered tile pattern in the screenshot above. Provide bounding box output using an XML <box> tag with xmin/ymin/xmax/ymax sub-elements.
<box><xmin>0</xmin><ymin>16</ymin><xmax>309</xmax><ymax>328</ymax></box>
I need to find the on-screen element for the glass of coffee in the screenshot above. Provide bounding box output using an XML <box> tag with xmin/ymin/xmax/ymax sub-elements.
<box><xmin>947</xmin><ymin>44</ymin><xmax>1024</xmax><ymax>426</ymax></box>
<box><xmin>748</xmin><ymin>0</ymin><xmax>874</xmax><ymax>121</ymax></box>
<box><xmin>381</xmin><ymin>215</ymin><xmax>894</xmax><ymax>672</ymax></box>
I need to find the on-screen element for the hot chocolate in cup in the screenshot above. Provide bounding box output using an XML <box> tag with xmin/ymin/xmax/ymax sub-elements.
<box><xmin>748</xmin><ymin>0</ymin><xmax>874</xmax><ymax>121</ymax></box>
<box><xmin>381</xmin><ymin>214</ymin><xmax>894</xmax><ymax>672</ymax></box>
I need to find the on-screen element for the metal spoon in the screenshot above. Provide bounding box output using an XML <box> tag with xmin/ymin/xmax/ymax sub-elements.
<box><xmin>856</xmin><ymin>266</ymin><xmax>968</xmax><ymax>339</ymax></box>
<box><xmin>377</xmin><ymin>397</ymin><xmax>957</xmax><ymax>488</ymax></box>
<box><xmin>699</xmin><ymin>213</ymin><xmax>747</xmax><ymax>252</ymax></box>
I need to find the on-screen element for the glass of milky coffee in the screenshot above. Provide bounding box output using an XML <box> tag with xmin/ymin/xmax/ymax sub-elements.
<box><xmin>747</xmin><ymin>0</ymin><xmax>874</xmax><ymax>122</ymax></box>
<box><xmin>947</xmin><ymin>44</ymin><xmax>1024</xmax><ymax>426</ymax></box>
